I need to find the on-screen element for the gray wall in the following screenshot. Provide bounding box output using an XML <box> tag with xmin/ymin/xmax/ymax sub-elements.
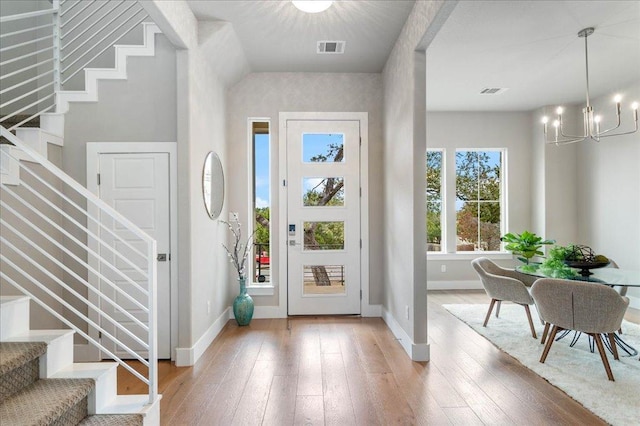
<box><xmin>226</xmin><ymin>72</ymin><xmax>384</xmax><ymax>308</ymax></box>
<box><xmin>382</xmin><ymin>0</ymin><xmax>448</xmax><ymax>348</ymax></box>
<box><xmin>576</xmin><ymin>82</ymin><xmax>640</xmax><ymax>303</ymax></box>
<box><xmin>62</xmin><ymin>33</ymin><xmax>177</xmax><ymax>182</ymax></box>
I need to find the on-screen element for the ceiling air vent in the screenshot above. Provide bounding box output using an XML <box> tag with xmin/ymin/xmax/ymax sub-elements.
<box><xmin>317</xmin><ymin>41</ymin><xmax>346</xmax><ymax>54</ymax></box>
<box><xmin>479</xmin><ymin>87</ymin><xmax>509</xmax><ymax>95</ymax></box>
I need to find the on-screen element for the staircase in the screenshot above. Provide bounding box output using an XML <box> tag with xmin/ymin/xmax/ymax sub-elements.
<box><xmin>0</xmin><ymin>296</ymin><xmax>158</xmax><ymax>425</ymax></box>
<box><xmin>1</xmin><ymin>1</ymin><xmax>163</xmax><ymax>424</ymax></box>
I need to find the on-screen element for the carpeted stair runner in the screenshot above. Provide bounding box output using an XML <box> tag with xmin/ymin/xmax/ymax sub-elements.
<box><xmin>78</xmin><ymin>414</ymin><xmax>143</xmax><ymax>425</ymax></box>
<box><xmin>0</xmin><ymin>341</ymin><xmax>143</xmax><ymax>425</ymax></box>
<box><xmin>0</xmin><ymin>378</ymin><xmax>94</xmax><ymax>425</ymax></box>
<box><xmin>0</xmin><ymin>342</ymin><xmax>47</xmax><ymax>402</ymax></box>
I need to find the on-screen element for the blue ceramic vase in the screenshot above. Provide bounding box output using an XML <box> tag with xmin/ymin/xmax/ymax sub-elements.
<box><xmin>233</xmin><ymin>277</ymin><xmax>254</xmax><ymax>326</ymax></box>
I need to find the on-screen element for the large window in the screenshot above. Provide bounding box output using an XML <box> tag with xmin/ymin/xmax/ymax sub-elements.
<box><xmin>455</xmin><ymin>150</ymin><xmax>503</xmax><ymax>251</ymax></box>
<box><xmin>426</xmin><ymin>150</ymin><xmax>443</xmax><ymax>252</ymax></box>
<box><xmin>426</xmin><ymin>149</ymin><xmax>505</xmax><ymax>253</ymax></box>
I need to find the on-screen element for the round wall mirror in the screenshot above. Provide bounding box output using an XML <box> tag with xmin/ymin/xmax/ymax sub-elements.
<box><xmin>203</xmin><ymin>151</ymin><xmax>224</xmax><ymax>219</ymax></box>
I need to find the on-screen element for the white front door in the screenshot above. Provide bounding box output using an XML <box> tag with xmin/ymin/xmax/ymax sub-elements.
<box><xmin>98</xmin><ymin>152</ymin><xmax>171</xmax><ymax>359</ymax></box>
<box><xmin>286</xmin><ymin>119</ymin><xmax>361</xmax><ymax>315</ymax></box>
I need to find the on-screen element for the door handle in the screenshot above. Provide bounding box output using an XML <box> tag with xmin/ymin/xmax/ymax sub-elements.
<box><xmin>157</xmin><ymin>253</ymin><xmax>168</xmax><ymax>261</ymax></box>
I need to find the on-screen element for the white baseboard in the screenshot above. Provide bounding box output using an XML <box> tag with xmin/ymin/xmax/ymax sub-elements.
<box><xmin>381</xmin><ymin>308</ymin><xmax>430</xmax><ymax>361</ymax></box>
<box><xmin>175</xmin><ymin>307</ymin><xmax>230</xmax><ymax>367</ymax></box>
<box><xmin>427</xmin><ymin>280</ymin><xmax>482</xmax><ymax>290</ymax></box>
<box><xmin>629</xmin><ymin>295</ymin><xmax>640</xmax><ymax>310</ymax></box>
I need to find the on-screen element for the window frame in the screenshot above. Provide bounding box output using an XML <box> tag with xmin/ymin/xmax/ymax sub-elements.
<box><xmin>426</xmin><ymin>149</ymin><xmax>445</xmax><ymax>253</ymax></box>
<box><xmin>426</xmin><ymin>147</ymin><xmax>508</xmax><ymax>258</ymax></box>
<box><xmin>247</xmin><ymin>118</ymin><xmax>275</xmax><ymax>295</ymax></box>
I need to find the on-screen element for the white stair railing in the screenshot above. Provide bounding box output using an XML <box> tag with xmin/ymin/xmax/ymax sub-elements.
<box><xmin>0</xmin><ymin>0</ymin><xmax>149</xmax><ymax>128</ymax></box>
<box><xmin>0</xmin><ymin>127</ymin><xmax>158</xmax><ymax>403</ymax></box>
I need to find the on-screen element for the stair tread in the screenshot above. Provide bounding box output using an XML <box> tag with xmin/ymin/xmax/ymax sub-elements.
<box><xmin>0</xmin><ymin>342</ymin><xmax>46</xmax><ymax>375</ymax></box>
<box><xmin>7</xmin><ymin>329</ymin><xmax>74</xmax><ymax>344</ymax></box>
<box><xmin>79</xmin><ymin>414</ymin><xmax>143</xmax><ymax>426</ymax></box>
<box><xmin>0</xmin><ymin>378</ymin><xmax>94</xmax><ymax>425</ymax></box>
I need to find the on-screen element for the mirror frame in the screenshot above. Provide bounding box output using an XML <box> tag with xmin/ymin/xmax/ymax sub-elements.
<box><xmin>202</xmin><ymin>151</ymin><xmax>224</xmax><ymax>219</ymax></box>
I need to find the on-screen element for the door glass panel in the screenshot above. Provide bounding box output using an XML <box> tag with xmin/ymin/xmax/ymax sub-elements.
<box><xmin>303</xmin><ymin>265</ymin><xmax>346</xmax><ymax>294</ymax></box>
<box><xmin>302</xmin><ymin>134</ymin><xmax>345</xmax><ymax>163</ymax></box>
<box><xmin>303</xmin><ymin>221</ymin><xmax>344</xmax><ymax>250</ymax></box>
<box><xmin>303</xmin><ymin>177</ymin><xmax>345</xmax><ymax>206</ymax></box>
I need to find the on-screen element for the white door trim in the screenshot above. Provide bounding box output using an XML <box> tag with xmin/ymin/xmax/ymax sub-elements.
<box><xmin>278</xmin><ymin>112</ymin><xmax>372</xmax><ymax>317</ymax></box>
<box><xmin>86</xmin><ymin>142</ymin><xmax>178</xmax><ymax>361</ymax></box>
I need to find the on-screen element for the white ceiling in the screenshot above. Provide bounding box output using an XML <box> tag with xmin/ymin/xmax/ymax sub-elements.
<box><xmin>186</xmin><ymin>1</ymin><xmax>640</xmax><ymax>112</ymax></box>
<box><xmin>187</xmin><ymin>0</ymin><xmax>415</xmax><ymax>73</ymax></box>
<box><xmin>426</xmin><ymin>0</ymin><xmax>640</xmax><ymax>111</ymax></box>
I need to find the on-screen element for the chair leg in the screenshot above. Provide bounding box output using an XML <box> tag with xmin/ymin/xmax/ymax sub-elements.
<box><xmin>495</xmin><ymin>300</ymin><xmax>501</xmax><ymax>318</ymax></box>
<box><xmin>541</xmin><ymin>322</ymin><xmax>550</xmax><ymax>345</ymax></box>
<box><xmin>523</xmin><ymin>305</ymin><xmax>537</xmax><ymax>339</ymax></box>
<box><xmin>593</xmin><ymin>333</ymin><xmax>615</xmax><ymax>381</ymax></box>
<box><xmin>540</xmin><ymin>325</ymin><xmax>558</xmax><ymax>363</ymax></box>
<box><xmin>608</xmin><ymin>333</ymin><xmax>619</xmax><ymax>360</ymax></box>
<box><xmin>483</xmin><ymin>299</ymin><xmax>497</xmax><ymax>327</ymax></box>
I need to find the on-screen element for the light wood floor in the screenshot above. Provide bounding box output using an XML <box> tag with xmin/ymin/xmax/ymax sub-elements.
<box><xmin>118</xmin><ymin>290</ymin><xmax>639</xmax><ymax>425</ymax></box>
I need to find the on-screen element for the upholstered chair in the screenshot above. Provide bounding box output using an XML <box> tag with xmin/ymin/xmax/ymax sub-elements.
<box><xmin>471</xmin><ymin>257</ymin><xmax>537</xmax><ymax>338</ymax></box>
<box><xmin>530</xmin><ymin>278</ymin><xmax>629</xmax><ymax>381</ymax></box>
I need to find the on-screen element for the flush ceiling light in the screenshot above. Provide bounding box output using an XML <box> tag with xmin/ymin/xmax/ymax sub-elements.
<box><xmin>292</xmin><ymin>1</ymin><xmax>334</xmax><ymax>14</ymax></box>
<box><xmin>542</xmin><ymin>27</ymin><xmax>638</xmax><ymax>145</ymax></box>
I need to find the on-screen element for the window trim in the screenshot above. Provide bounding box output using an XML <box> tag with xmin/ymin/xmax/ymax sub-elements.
<box><xmin>426</xmin><ymin>148</ymin><xmax>445</xmax><ymax>253</ymax></box>
<box><xmin>427</xmin><ymin>147</ymin><xmax>508</xmax><ymax>257</ymax></box>
<box><xmin>247</xmin><ymin>118</ymin><xmax>274</xmax><ymax>294</ymax></box>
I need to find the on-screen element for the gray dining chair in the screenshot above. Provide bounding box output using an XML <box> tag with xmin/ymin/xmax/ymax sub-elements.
<box><xmin>471</xmin><ymin>257</ymin><xmax>537</xmax><ymax>338</ymax></box>
<box><xmin>530</xmin><ymin>278</ymin><xmax>629</xmax><ymax>381</ymax></box>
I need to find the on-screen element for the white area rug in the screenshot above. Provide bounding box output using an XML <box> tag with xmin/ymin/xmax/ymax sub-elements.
<box><xmin>443</xmin><ymin>304</ymin><xmax>640</xmax><ymax>426</ymax></box>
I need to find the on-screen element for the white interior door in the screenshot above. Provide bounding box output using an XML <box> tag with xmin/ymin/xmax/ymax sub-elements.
<box><xmin>287</xmin><ymin>120</ymin><xmax>361</xmax><ymax>315</ymax></box>
<box><xmin>98</xmin><ymin>152</ymin><xmax>171</xmax><ymax>359</ymax></box>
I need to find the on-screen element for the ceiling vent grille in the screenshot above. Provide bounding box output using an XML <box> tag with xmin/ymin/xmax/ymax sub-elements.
<box><xmin>317</xmin><ymin>41</ymin><xmax>345</xmax><ymax>54</ymax></box>
<box><xmin>480</xmin><ymin>87</ymin><xmax>509</xmax><ymax>95</ymax></box>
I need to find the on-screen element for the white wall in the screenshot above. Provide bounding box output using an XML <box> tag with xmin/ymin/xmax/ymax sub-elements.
<box><xmin>382</xmin><ymin>0</ymin><xmax>449</xmax><ymax>359</ymax></box>
<box><xmin>426</xmin><ymin>111</ymin><xmax>534</xmax><ymax>283</ymax></box>
<box><xmin>177</xmin><ymin>47</ymin><xmax>230</xmax><ymax>351</ymax></box>
<box><xmin>226</xmin><ymin>72</ymin><xmax>384</xmax><ymax>308</ymax></box>
<box><xmin>576</xmin><ymin>82</ymin><xmax>640</xmax><ymax>303</ymax></box>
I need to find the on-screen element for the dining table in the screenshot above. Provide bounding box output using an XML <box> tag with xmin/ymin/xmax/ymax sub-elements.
<box><xmin>516</xmin><ymin>265</ymin><xmax>640</xmax><ymax>357</ymax></box>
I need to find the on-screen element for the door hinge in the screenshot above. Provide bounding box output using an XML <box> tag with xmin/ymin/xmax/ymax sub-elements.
<box><xmin>97</xmin><ymin>173</ymin><xmax>101</xmax><ymax>185</ymax></box>
<box><xmin>360</xmin><ymin>289</ymin><xmax>362</xmax><ymax>300</ymax></box>
<box><xmin>359</xmin><ymin>137</ymin><xmax>362</xmax><ymax>146</ymax></box>
<box><xmin>283</xmin><ymin>179</ymin><xmax>286</xmax><ymax>187</ymax></box>
<box><xmin>360</xmin><ymin>239</ymin><xmax>362</xmax><ymax>249</ymax></box>
<box><xmin>359</xmin><ymin>187</ymin><xmax>362</xmax><ymax>197</ymax></box>
<box><xmin>98</xmin><ymin>331</ymin><xmax>102</xmax><ymax>339</ymax></box>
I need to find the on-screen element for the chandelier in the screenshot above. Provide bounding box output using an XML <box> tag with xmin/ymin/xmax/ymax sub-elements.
<box><xmin>542</xmin><ymin>27</ymin><xmax>638</xmax><ymax>145</ymax></box>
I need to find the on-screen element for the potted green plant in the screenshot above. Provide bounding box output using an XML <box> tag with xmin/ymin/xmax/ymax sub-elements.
<box><xmin>538</xmin><ymin>245</ymin><xmax>578</xmax><ymax>279</ymax></box>
<box><xmin>500</xmin><ymin>231</ymin><xmax>555</xmax><ymax>265</ymax></box>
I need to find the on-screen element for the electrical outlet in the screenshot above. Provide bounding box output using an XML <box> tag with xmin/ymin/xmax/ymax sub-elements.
<box><xmin>207</xmin><ymin>301</ymin><xmax>211</xmax><ymax>314</ymax></box>
<box><xmin>441</xmin><ymin>264</ymin><xmax>446</xmax><ymax>273</ymax></box>
<box><xmin>405</xmin><ymin>305</ymin><xmax>410</xmax><ymax>320</ymax></box>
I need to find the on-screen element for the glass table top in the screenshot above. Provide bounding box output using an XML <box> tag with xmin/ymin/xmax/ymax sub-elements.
<box><xmin>516</xmin><ymin>266</ymin><xmax>640</xmax><ymax>287</ymax></box>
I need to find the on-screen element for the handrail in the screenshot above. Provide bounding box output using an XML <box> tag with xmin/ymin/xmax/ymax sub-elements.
<box><xmin>0</xmin><ymin>128</ymin><xmax>155</xmax><ymax>245</ymax></box>
<box><xmin>0</xmin><ymin>233</ymin><xmax>151</xmax><ymax>353</ymax></box>
<box><xmin>1</xmin><ymin>127</ymin><xmax>158</xmax><ymax>403</ymax></box>
<box><xmin>0</xmin><ymin>0</ymin><xmax>159</xmax><ymax>403</ymax></box>
<box><xmin>0</xmin><ymin>8</ymin><xmax>56</xmax><ymax>23</ymax></box>
<box><xmin>0</xmin><ymin>271</ymin><xmax>150</xmax><ymax>385</ymax></box>
<box><xmin>62</xmin><ymin>14</ymin><xmax>147</xmax><ymax>84</ymax></box>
